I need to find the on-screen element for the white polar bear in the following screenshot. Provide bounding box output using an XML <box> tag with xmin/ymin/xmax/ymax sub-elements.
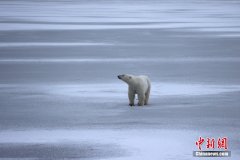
<box><xmin>118</xmin><ymin>74</ymin><xmax>151</xmax><ymax>106</ymax></box>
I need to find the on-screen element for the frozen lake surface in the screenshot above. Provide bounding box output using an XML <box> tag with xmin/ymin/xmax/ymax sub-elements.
<box><xmin>0</xmin><ymin>0</ymin><xmax>240</xmax><ymax>159</ymax></box>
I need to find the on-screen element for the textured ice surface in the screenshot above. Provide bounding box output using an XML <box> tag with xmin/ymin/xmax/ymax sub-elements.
<box><xmin>0</xmin><ymin>129</ymin><xmax>239</xmax><ymax>160</ymax></box>
<box><xmin>1</xmin><ymin>0</ymin><xmax>240</xmax><ymax>33</ymax></box>
<box><xmin>0</xmin><ymin>129</ymin><xmax>195</xmax><ymax>159</ymax></box>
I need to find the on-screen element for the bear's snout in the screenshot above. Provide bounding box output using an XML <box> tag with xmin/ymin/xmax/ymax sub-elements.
<box><xmin>117</xmin><ymin>75</ymin><xmax>121</xmax><ymax>79</ymax></box>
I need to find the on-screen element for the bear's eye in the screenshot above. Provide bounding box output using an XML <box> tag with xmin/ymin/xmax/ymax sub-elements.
<box><xmin>129</xmin><ymin>76</ymin><xmax>132</xmax><ymax>79</ymax></box>
<box><xmin>122</xmin><ymin>75</ymin><xmax>125</xmax><ymax>77</ymax></box>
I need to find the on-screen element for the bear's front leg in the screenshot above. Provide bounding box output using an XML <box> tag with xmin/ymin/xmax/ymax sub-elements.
<box><xmin>128</xmin><ymin>88</ymin><xmax>135</xmax><ymax>106</ymax></box>
<box><xmin>137</xmin><ymin>92</ymin><xmax>145</xmax><ymax>106</ymax></box>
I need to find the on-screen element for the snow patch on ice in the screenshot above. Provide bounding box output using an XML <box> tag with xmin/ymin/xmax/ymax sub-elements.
<box><xmin>47</xmin><ymin>83</ymin><xmax>240</xmax><ymax>97</ymax></box>
<box><xmin>1</xmin><ymin>57</ymin><xmax>240</xmax><ymax>63</ymax></box>
<box><xmin>0</xmin><ymin>42</ymin><xmax>114</xmax><ymax>47</ymax></box>
<box><xmin>1</xmin><ymin>83</ymin><xmax>240</xmax><ymax>98</ymax></box>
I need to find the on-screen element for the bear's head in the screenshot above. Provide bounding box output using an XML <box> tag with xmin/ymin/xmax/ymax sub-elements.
<box><xmin>117</xmin><ymin>74</ymin><xmax>134</xmax><ymax>85</ymax></box>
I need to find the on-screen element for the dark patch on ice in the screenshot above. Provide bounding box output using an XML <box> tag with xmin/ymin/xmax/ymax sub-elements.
<box><xmin>0</xmin><ymin>143</ymin><xmax>127</xmax><ymax>159</ymax></box>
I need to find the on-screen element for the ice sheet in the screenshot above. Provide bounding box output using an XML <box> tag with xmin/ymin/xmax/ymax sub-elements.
<box><xmin>0</xmin><ymin>0</ymin><xmax>240</xmax><ymax>159</ymax></box>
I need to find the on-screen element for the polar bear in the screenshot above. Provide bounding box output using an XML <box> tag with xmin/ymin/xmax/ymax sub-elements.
<box><xmin>117</xmin><ymin>74</ymin><xmax>151</xmax><ymax>106</ymax></box>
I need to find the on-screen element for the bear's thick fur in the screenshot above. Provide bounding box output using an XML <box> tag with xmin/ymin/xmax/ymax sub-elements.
<box><xmin>118</xmin><ymin>74</ymin><xmax>151</xmax><ymax>106</ymax></box>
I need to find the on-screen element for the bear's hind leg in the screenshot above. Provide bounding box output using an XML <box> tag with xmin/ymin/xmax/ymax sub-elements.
<box><xmin>144</xmin><ymin>93</ymin><xmax>149</xmax><ymax>105</ymax></box>
<box><xmin>144</xmin><ymin>87</ymin><xmax>150</xmax><ymax>105</ymax></box>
